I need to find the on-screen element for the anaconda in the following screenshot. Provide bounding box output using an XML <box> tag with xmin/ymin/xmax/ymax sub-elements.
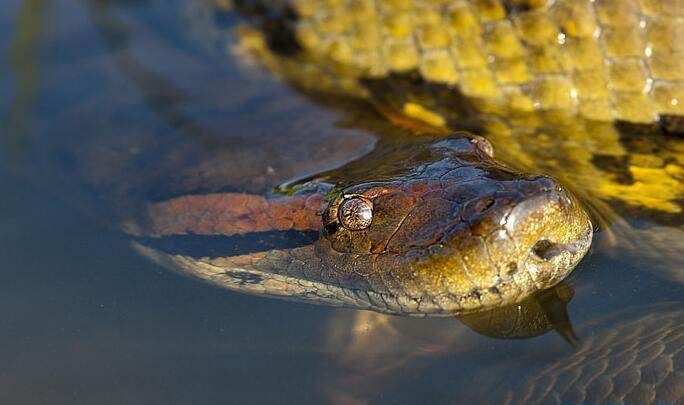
<box><xmin>110</xmin><ymin>0</ymin><xmax>684</xmax><ymax>315</ymax></box>
<box><xmin>214</xmin><ymin>0</ymin><xmax>683</xmax><ymax>219</ymax></box>
<box><xmin>3</xmin><ymin>1</ymin><xmax>682</xmax><ymax>402</ymax></box>
<box><xmin>230</xmin><ymin>0</ymin><xmax>684</xmax><ymax>125</ymax></box>
<box><xmin>24</xmin><ymin>0</ymin><xmax>681</xmax><ymax>315</ymax></box>
<box><xmin>133</xmin><ymin>134</ymin><xmax>591</xmax><ymax>315</ymax></box>
<box><xmin>18</xmin><ymin>1</ymin><xmax>588</xmax><ymax>318</ymax></box>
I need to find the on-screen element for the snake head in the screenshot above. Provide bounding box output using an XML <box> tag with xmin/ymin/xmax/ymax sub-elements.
<box><xmin>135</xmin><ymin>135</ymin><xmax>591</xmax><ymax>316</ymax></box>
<box><xmin>320</xmin><ymin>136</ymin><xmax>592</xmax><ymax>313</ymax></box>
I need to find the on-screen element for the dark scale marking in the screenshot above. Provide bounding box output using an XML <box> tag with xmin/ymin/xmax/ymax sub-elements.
<box><xmin>502</xmin><ymin>0</ymin><xmax>533</xmax><ymax>14</ymax></box>
<box><xmin>224</xmin><ymin>271</ymin><xmax>264</xmax><ymax>285</ymax></box>
<box><xmin>660</xmin><ymin>115</ymin><xmax>684</xmax><ymax>134</ymax></box>
<box><xmin>233</xmin><ymin>0</ymin><xmax>301</xmax><ymax>56</ymax></box>
<box><xmin>590</xmin><ymin>154</ymin><xmax>633</xmax><ymax>184</ymax></box>
<box><xmin>507</xmin><ymin>262</ymin><xmax>518</xmax><ymax>275</ymax></box>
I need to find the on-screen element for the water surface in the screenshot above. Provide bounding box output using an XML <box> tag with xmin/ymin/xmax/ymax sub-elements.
<box><xmin>1</xmin><ymin>0</ymin><xmax>682</xmax><ymax>403</ymax></box>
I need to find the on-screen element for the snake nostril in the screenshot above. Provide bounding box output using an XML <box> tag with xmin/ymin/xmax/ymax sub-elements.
<box><xmin>532</xmin><ymin>239</ymin><xmax>563</xmax><ymax>261</ymax></box>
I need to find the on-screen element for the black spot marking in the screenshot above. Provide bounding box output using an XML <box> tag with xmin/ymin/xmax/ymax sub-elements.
<box><xmin>615</xmin><ymin>120</ymin><xmax>665</xmax><ymax>137</ymax></box>
<box><xmin>323</xmin><ymin>222</ymin><xmax>339</xmax><ymax>236</ymax></box>
<box><xmin>506</xmin><ymin>262</ymin><xmax>518</xmax><ymax>275</ymax></box>
<box><xmin>232</xmin><ymin>0</ymin><xmax>301</xmax><ymax>56</ymax></box>
<box><xmin>361</xmin><ymin>72</ymin><xmax>483</xmax><ymax>133</ymax></box>
<box><xmin>503</xmin><ymin>0</ymin><xmax>532</xmax><ymax>15</ymax></box>
<box><xmin>224</xmin><ymin>271</ymin><xmax>264</xmax><ymax>285</ymax></box>
<box><xmin>660</xmin><ymin>115</ymin><xmax>684</xmax><ymax>135</ymax></box>
<box><xmin>591</xmin><ymin>154</ymin><xmax>633</xmax><ymax>184</ymax></box>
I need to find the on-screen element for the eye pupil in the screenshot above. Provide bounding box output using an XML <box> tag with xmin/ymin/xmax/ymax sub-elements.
<box><xmin>471</xmin><ymin>136</ymin><xmax>494</xmax><ymax>158</ymax></box>
<box><xmin>338</xmin><ymin>197</ymin><xmax>373</xmax><ymax>230</ymax></box>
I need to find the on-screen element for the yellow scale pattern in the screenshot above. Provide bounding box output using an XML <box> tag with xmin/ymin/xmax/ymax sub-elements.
<box><xmin>289</xmin><ymin>0</ymin><xmax>684</xmax><ymax>123</ymax></box>
<box><xmin>228</xmin><ymin>0</ymin><xmax>684</xmax><ymax>217</ymax></box>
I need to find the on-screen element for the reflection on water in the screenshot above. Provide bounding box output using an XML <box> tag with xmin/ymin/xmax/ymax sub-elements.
<box><xmin>0</xmin><ymin>0</ymin><xmax>682</xmax><ymax>403</ymax></box>
<box><xmin>2</xmin><ymin>0</ymin><xmax>44</xmax><ymax>161</ymax></box>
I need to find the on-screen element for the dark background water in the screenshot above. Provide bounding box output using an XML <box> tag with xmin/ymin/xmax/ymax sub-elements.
<box><xmin>1</xmin><ymin>0</ymin><xmax>682</xmax><ymax>404</ymax></box>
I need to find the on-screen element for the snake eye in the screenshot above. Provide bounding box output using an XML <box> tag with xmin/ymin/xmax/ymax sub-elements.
<box><xmin>470</xmin><ymin>136</ymin><xmax>494</xmax><ymax>158</ymax></box>
<box><xmin>338</xmin><ymin>196</ymin><xmax>373</xmax><ymax>230</ymax></box>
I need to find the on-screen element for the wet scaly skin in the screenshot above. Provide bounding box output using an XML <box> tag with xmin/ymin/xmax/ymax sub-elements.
<box><xmin>230</xmin><ymin>0</ymin><xmax>684</xmax><ymax>124</ymax></box>
<box><xmin>137</xmin><ymin>134</ymin><xmax>591</xmax><ymax>315</ymax></box>
<box><xmin>6</xmin><ymin>2</ymin><xmax>680</xmax><ymax>402</ymax></box>
<box><xmin>221</xmin><ymin>0</ymin><xmax>684</xmax><ymax>222</ymax></box>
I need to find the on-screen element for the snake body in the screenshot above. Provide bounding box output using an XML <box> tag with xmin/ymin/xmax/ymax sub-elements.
<box><xmin>223</xmin><ymin>0</ymin><xmax>684</xmax><ymax>218</ymax></box>
<box><xmin>119</xmin><ymin>0</ymin><xmax>684</xmax><ymax>316</ymax></box>
<box><xmin>65</xmin><ymin>0</ymin><xmax>684</xmax><ymax>318</ymax></box>
<box><xmin>319</xmin><ymin>302</ymin><xmax>684</xmax><ymax>404</ymax></box>
<box><xmin>232</xmin><ymin>0</ymin><xmax>684</xmax><ymax>125</ymax></box>
<box><xmin>466</xmin><ymin>304</ymin><xmax>684</xmax><ymax>404</ymax></box>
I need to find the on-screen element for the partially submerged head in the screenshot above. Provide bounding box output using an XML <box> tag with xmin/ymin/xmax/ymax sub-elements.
<box><xmin>135</xmin><ymin>134</ymin><xmax>592</xmax><ymax>316</ymax></box>
<box><xmin>319</xmin><ymin>136</ymin><xmax>592</xmax><ymax>313</ymax></box>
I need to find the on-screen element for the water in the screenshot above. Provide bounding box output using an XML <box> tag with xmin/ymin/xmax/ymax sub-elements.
<box><xmin>1</xmin><ymin>1</ymin><xmax>682</xmax><ymax>403</ymax></box>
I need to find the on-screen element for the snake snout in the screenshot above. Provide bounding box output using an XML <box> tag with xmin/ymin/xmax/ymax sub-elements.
<box><xmin>504</xmin><ymin>181</ymin><xmax>593</xmax><ymax>290</ymax></box>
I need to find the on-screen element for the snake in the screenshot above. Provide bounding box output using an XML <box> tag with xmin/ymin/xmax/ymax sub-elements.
<box><xmin>483</xmin><ymin>304</ymin><xmax>684</xmax><ymax>404</ymax></box>
<box><xmin>218</xmin><ymin>0</ymin><xmax>684</xmax><ymax>215</ymax></box>
<box><xmin>121</xmin><ymin>0</ymin><xmax>684</xmax><ymax>316</ymax></box>
<box><xmin>317</xmin><ymin>301</ymin><xmax>683</xmax><ymax>404</ymax></box>
<box><xmin>63</xmin><ymin>0</ymin><xmax>682</xmax><ymax>317</ymax></box>
<box><xmin>7</xmin><ymin>1</ymin><xmax>677</xmax><ymax>402</ymax></box>
<box><xmin>132</xmin><ymin>133</ymin><xmax>591</xmax><ymax>316</ymax></box>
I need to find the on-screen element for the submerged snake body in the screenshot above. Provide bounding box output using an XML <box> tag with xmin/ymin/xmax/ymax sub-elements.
<box><xmin>475</xmin><ymin>304</ymin><xmax>684</xmax><ymax>404</ymax></box>
<box><xmin>235</xmin><ymin>0</ymin><xmax>684</xmax><ymax>124</ymax></box>
<box><xmin>320</xmin><ymin>302</ymin><xmax>684</xmax><ymax>403</ymax></box>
